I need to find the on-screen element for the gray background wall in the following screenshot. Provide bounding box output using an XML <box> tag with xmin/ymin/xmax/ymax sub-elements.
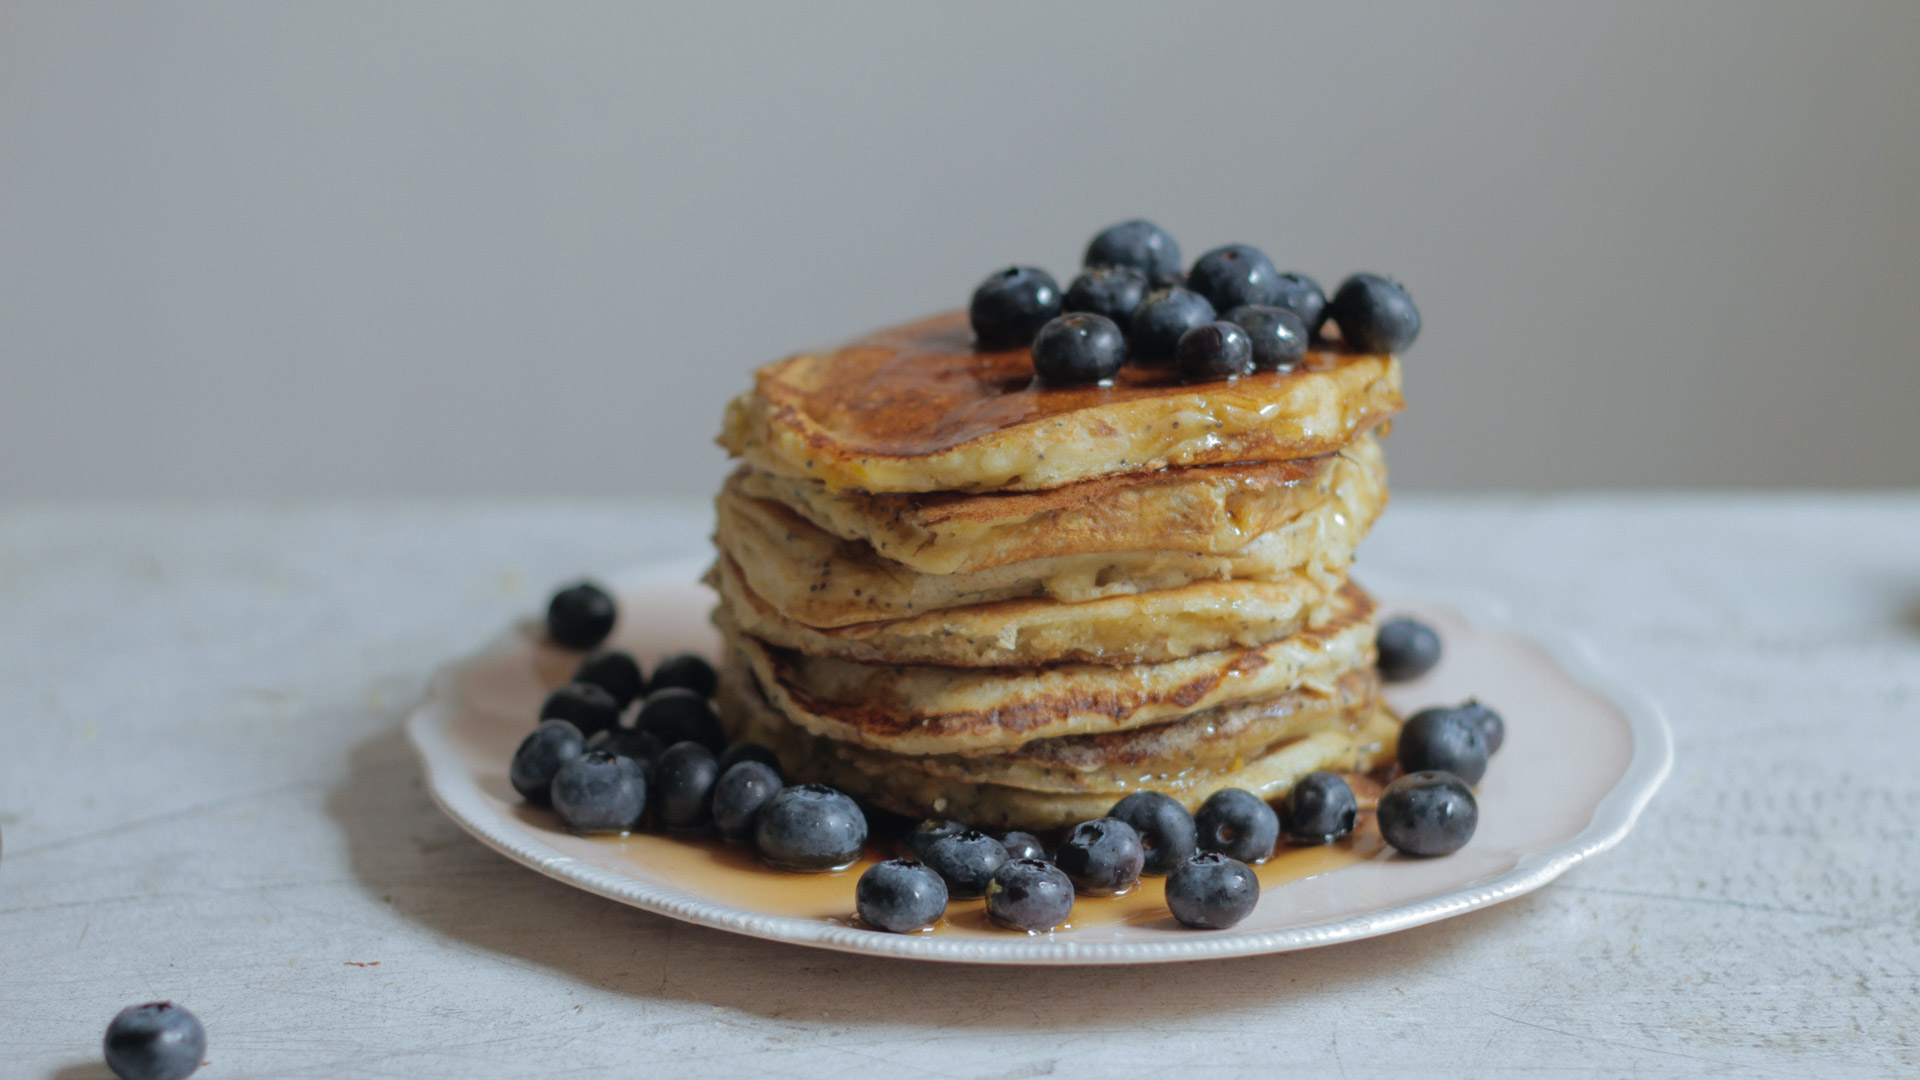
<box><xmin>4</xmin><ymin>1</ymin><xmax>1916</xmax><ymax>501</ymax></box>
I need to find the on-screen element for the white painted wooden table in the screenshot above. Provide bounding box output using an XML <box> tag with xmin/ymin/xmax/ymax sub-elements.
<box><xmin>3</xmin><ymin>497</ymin><xmax>1916</xmax><ymax>1079</ymax></box>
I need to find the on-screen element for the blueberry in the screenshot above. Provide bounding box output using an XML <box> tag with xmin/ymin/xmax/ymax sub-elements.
<box><xmin>1108</xmin><ymin>791</ymin><xmax>1197</xmax><ymax>875</ymax></box>
<box><xmin>1376</xmin><ymin>616</ymin><xmax>1442</xmax><ymax>682</ymax></box>
<box><xmin>1328</xmin><ymin>273</ymin><xmax>1421</xmax><ymax>353</ymax></box>
<box><xmin>856</xmin><ymin>859</ymin><xmax>949</xmax><ymax>933</ymax></box>
<box><xmin>970</xmin><ymin>266</ymin><xmax>1063</xmax><ymax>349</ymax></box>
<box><xmin>1188</xmin><ymin>244</ymin><xmax>1283</xmax><ymax>313</ymax></box>
<box><xmin>1129</xmin><ymin>287</ymin><xmax>1216</xmax><ymax>364</ymax></box>
<box><xmin>755</xmin><ymin>784</ymin><xmax>869</xmax><ymax>871</ymax></box>
<box><xmin>1194</xmin><ymin>788</ymin><xmax>1279</xmax><ymax>863</ymax></box>
<box><xmin>638</xmin><ymin>687</ymin><xmax>724</xmax><ymax>753</ymax></box>
<box><xmin>710</xmin><ymin>759</ymin><xmax>782</xmax><ymax>842</ymax></box>
<box><xmin>1270</xmin><ymin>273</ymin><xmax>1328</xmax><ymax>334</ymax></box>
<box><xmin>1377</xmin><ymin>771</ymin><xmax>1477</xmax><ymax>856</ymax></box>
<box><xmin>1176</xmin><ymin>321</ymin><xmax>1255</xmax><ymax>383</ymax></box>
<box><xmin>1054</xmin><ymin>818</ymin><xmax>1145</xmax><ymax>896</ymax></box>
<box><xmin>510</xmin><ymin>719</ymin><xmax>586</xmax><ymax>807</ymax></box>
<box><xmin>654</xmin><ymin>741</ymin><xmax>722</xmax><ymax>830</ymax></box>
<box><xmin>1456</xmin><ymin>699</ymin><xmax>1505</xmax><ymax>755</ymax></box>
<box><xmin>1281</xmin><ymin>771</ymin><xmax>1358</xmax><ymax>845</ymax></box>
<box><xmin>539</xmin><ymin>682</ymin><xmax>621</xmax><ymax>738</ymax></box>
<box><xmin>571</xmin><ymin>650</ymin><xmax>646</xmax><ymax>708</ymax></box>
<box><xmin>104</xmin><ymin>1002</ymin><xmax>206</xmax><ymax>1080</ymax></box>
<box><xmin>923</xmin><ymin>829</ymin><xmax>1010</xmax><ymax>899</ymax></box>
<box><xmin>649</xmin><ymin>652</ymin><xmax>717</xmax><ymax>697</ymax></box>
<box><xmin>546</xmin><ymin>581</ymin><xmax>616</xmax><ymax>650</ymax></box>
<box><xmin>610</xmin><ymin>727</ymin><xmax>664</xmax><ymax>766</ymax></box>
<box><xmin>718</xmin><ymin>741</ymin><xmax>782</xmax><ymax>772</ymax></box>
<box><xmin>1063</xmin><ymin>265</ymin><xmax>1149</xmax><ymax>329</ymax></box>
<box><xmin>550</xmin><ymin>750</ymin><xmax>647</xmax><ymax>833</ymax></box>
<box><xmin>1224</xmin><ymin>305</ymin><xmax>1308</xmax><ymax>371</ymax></box>
<box><xmin>985</xmin><ymin>858</ymin><xmax>1076</xmax><ymax>933</ymax></box>
<box><xmin>1165</xmin><ymin>852</ymin><xmax>1261</xmax><ymax>930</ymax></box>
<box><xmin>998</xmin><ymin>830</ymin><xmax>1049</xmax><ymax>863</ymax></box>
<box><xmin>1398</xmin><ymin>706</ymin><xmax>1489</xmax><ymax>785</ymax></box>
<box><xmin>904</xmin><ymin>819</ymin><xmax>967</xmax><ymax>860</ymax></box>
<box><xmin>1032</xmin><ymin>313</ymin><xmax>1126</xmax><ymax>385</ymax></box>
<box><xmin>1083</xmin><ymin>219</ymin><xmax>1182</xmax><ymax>281</ymax></box>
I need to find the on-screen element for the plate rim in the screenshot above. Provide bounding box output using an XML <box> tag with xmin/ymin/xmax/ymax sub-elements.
<box><xmin>405</xmin><ymin>558</ymin><xmax>1674</xmax><ymax>965</ymax></box>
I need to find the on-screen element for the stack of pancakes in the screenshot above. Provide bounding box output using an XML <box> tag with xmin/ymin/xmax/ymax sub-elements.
<box><xmin>710</xmin><ymin>311</ymin><xmax>1405</xmax><ymax>831</ymax></box>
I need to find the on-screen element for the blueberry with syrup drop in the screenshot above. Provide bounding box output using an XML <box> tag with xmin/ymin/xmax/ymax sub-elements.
<box><xmin>923</xmin><ymin>829</ymin><xmax>1010</xmax><ymax>899</ymax></box>
<box><xmin>571</xmin><ymin>649</ymin><xmax>645</xmax><ymax>708</ymax></box>
<box><xmin>546</xmin><ymin>581</ymin><xmax>617</xmax><ymax>650</ymax></box>
<box><xmin>986</xmin><ymin>859</ymin><xmax>1076</xmax><ymax>932</ymax></box>
<box><xmin>1281</xmin><ymin>771</ymin><xmax>1358</xmax><ymax>845</ymax></box>
<box><xmin>1108</xmin><ymin>791</ymin><xmax>1197</xmax><ymax>875</ymax></box>
<box><xmin>1376</xmin><ymin>616</ymin><xmax>1442</xmax><ymax>682</ymax></box>
<box><xmin>998</xmin><ymin>830</ymin><xmax>1049</xmax><ymax>862</ymax></box>
<box><xmin>650</xmin><ymin>652</ymin><xmax>718</xmax><ymax>698</ymax></box>
<box><xmin>1063</xmin><ymin>265</ymin><xmax>1149</xmax><ymax>329</ymax></box>
<box><xmin>104</xmin><ymin>1002</ymin><xmax>207</xmax><ymax>1080</ymax></box>
<box><xmin>1194</xmin><ymin>788</ymin><xmax>1279</xmax><ymax>863</ymax></box>
<box><xmin>539</xmin><ymin>682</ymin><xmax>621</xmax><ymax>738</ymax></box>
<box><xmin>970</xmin><ymin>266</ymin><xmax>1063</xmax><ymax>349</ymax></box>
<box><xmin>638</xmin><ymin>687</ymin><xmax>725</xmax><ymax>753</ymax></box>
<box><xmin>1224</xmin><ymin>305</ymin><xmax>1308</xmax><ymax>371</ymax></box>
<box><xmin>1188</xmin><ymin>244</ymin><xmax>1284</xmax><ymax>313</ymax></box>
<box><xmin>755</xmin><ymin>784</ymin><xmax>869</xmax><ymax>871</ymax></box>
<box><xmin>1032</xmin><ymin>313</ymin><xmax>1126</xmax><ymax>385</ymax></box>
<box><xmin>1377</xmin><ymin>771</ymin><xmax>1477</xmax><ymax>856</ymax></box>
<box><xmin>510</xmin><ymin>719</ymin><xmax>586</xmax><ymax>807</ymax></box>
<box><xmin>1176</xmin><ymin>320</ymin><xmax>1255</xmax><ymax>382</ymax></box>
<box><xmin>1055</xmin><ymin>818</ymin><xmax>1145</xmax><ymax>896</ymax></box>
<box><xmin>857</xmin><ymin>859</ymin><xmax>949</xmax><ymax>933</ymax></box>
<box><xmin>1398</xmin><ymin>706</ymin><xmax>1489</xmax><ymax>785</ymax></box>
<box><xmin>550</xmin><ymin>750</ymin><xmax>647</xmax><ymax>833</ymax></box>
<box><xmin>1165</xmin><ymin>852</ymin><xmax>1261</xmax><ymax>929</ymax></box>
<box><xmin>1129</xmin><ymin>287</ymin><xmax>1215</xmax><ymax>364</ymax></box>
<box><xmin>1328</xmin><ymin>273</ymin><xmax>1421</xmax><ymax>353</ymax></box>
<box><xmin>710</xmin><ymin>759</ymin><xmax>782</xmax><ymax>843</ymax></box>
<box><xmin>654</xmin><ymin>741</ymin><xmax>722</xmax><ymax>830</ymax></box>
<box><xmin>1083</xmin><ymin>219</ymin><xmax>1182</xmax><ymax>282</ymax></box>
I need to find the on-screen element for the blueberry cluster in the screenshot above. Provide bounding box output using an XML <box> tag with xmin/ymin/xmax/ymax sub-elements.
<box><xmin>1370</xmin><ymin>615</ymin><xmax>1506</xmax><ymax>857</ymax></box>
<box><xmin>967</xmin><ymin>219</ymin><xmax>1421</xmax><ymax>386</ymax></box>
<box><xmin>518</xmin><ymin>583</ymin><xmax>868</xmax><ymax>871</ymax></box>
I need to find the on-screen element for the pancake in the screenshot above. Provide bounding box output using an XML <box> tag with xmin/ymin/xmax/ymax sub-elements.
<box><xmin>735</xmin><ymin>433</ymin><xmax>1387</xmax><ymax>576</ymax></box>
<box><xmin>719</xmin><ymin>661</ymin><xmax>1398</xmax><ymax>831</ymax></box>
<box><xmin>719</xmin><ymin>311</ymin><xmax>1403</xmax><ymax>494</ymax></box>
<box><xmin>718</xmin><ymin>581</ymin><xmax>1377</xmax><ymax>755</ymax></box>
<box><xmin>711</xmin><ymin>550</ymin><xmax>1345</xmax><ymax>667</ymax></box>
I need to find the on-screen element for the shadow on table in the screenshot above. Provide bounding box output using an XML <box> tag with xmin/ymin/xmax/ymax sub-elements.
<box><xmin>329</xmin><ymin>724</ymin><xmax>1542</xmax><ymax>1030</ymax></box>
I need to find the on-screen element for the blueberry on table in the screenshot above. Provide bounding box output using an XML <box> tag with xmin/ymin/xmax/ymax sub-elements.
<box><xmin>104</xmin><ymin>1002</ymin><xmax>205</xmax><ymax>1080</ymax></box>
<box><xmin>711</xmin><ymin>759</ymin><xmax>782</xmax><ymax>843</ymax></box>
<box><xmin>653</xmin><ymin>741</ymin><xmax>722</xmax><ymax>829</ymax></box>
<box><xmin>546</xmin><ymin>581</ymin><xmax>617</xmax><ymax>650</ymax></box>
<box><xmin>1055</xmin><ymin>818</ymin><xmax>1146</xmax><ymax>896</ymax></box>
<box><xmin>1269</xmin><ymin>272</ymin><xmax>1328</xmax><ymax>334</ymax></box>
<box><xmin>1108</xmin><ymin>791</ymin><xmax>1197</xmax><ymax>875</ymax></box>
<box><xmin>550</xmin><ymin>750</ymin><xmax>647</xmax><ymax>834</ymax></box>
<box><xmin>755</xmin><ymin>784</ymin><xmax>869</xmax><ymax>871</ymax></box>
<box><xmin>1129</xmin><ymin>287</ymin><xmax>1216</xmax><ymax>364</ymax></box>
<box><xmin>1083</xmin><ymin>219</ymin><xmax>1183</xmax><ymax>282</ymax></box>
<box><xmin>1456</xmin><ymin>699</ymin><xmax>1505</xmax><ymax>755</ymax></box>
<box><xmin>998</xmin><ymin>830</ymin><xmax>1049</xmax><ymax>863</ymax></box>
<box><xmin>1224</xmin><ymin>304</ymin><xmax>1308</xmax><ymax>371</ymax></box>
<box><xmin>638</xmin><ymin>687</ymin><xmax>725</xmax><ymax>753</ymax></box>
<box><xmin>539</xmin><ymin>682</ymin><xmax>621</xmax><ymax>738</ymax></box>
<box><xmin>970</xmin><ymin>266</ymin><xmax>1063</xmax><ymax>349</ymax></box>
<box><xmin>1328</xmin><ymin>273</ymin><xmax>1421</xmax><ymax>353</ymax></box>
<box><xmin>718</xmin><ymin>741</ymin><xmax>782</xmax><ymax>773</ymax></box>
<box><xmin>923</xmin><ymin>829</ymin><xmax>1010</xmax><ymax>899</ymax></box>
<box><xmin>510</xmin><ymin>719</ymin><xmax>586</xmax><ymax>807</ymax></box>
<box><xmin>1398</xmin><ymin>706</ymin><xmax>1489</xmax><ymax>785</ymax></box>
<box><xmin>1194</xmin><ymin>788</ymin><xmax>1280</xmax><ymax>863</ymax></box>
<box><xmin>1377</xmin><ymin>771</ymin><xmax>1477</xmax><ymax>856</ymax></box>
<box><xmin>1177</xmin><ymin>320</ymin><xmax>1255</xmax><ymax>383</ymax></box>
<box><xmin>1063</xmin><ymin>265</ymin><xmax>1149</xmax><ymax>329</ymax></box>
<box><xmin>1281</xmin><ymin>771</ymin><xmax>1358</xmax><ymax>845</ymax></box>
<box><xmin>572</xmin><ymin>650</ymin><xmax>646</xmax><ymax>708</ymax></box>
<box><xmin>986</xmin><ymin>858</ymin><xmax>1077</xmax><ymax>933</ymax></box>
<box><xmin>857</xmin><ymin>859</ymin><xmax>949</xmax><ymax>933</ymax></box>
<box><xmin>1165</xmin><ymin>852</ymin><xmax>1261</xmax><ymax>930</ymax></box>
<box><xmin>1032</xmin><ymin>313</ymin><xmax>1126</xmax><ymax>385</ymax></box>
<box><xmin>1376</xmin><ymin>616</ymin><xmax>1442</xmax><ymax>682</ymax></box>
<box><xmin>649</xmin><ymin>652</ymin><xmax>718</xmax><ymax>698</ymax></box>
<box><xmin>905</xmin><ymin>818</ymin><xmax>967</xmax><ymax>860</ymax></box>
<box><xmin>1188</xmin><ymin>244</ymin><xmax>1283</xmax><ymax>313</ymax></box>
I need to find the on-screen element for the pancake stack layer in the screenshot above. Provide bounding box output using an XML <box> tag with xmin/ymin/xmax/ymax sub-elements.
<box><xmin>711</xmin><ymin>311</ymin><xmax>1407</xmax><ymax>831</ymax></box>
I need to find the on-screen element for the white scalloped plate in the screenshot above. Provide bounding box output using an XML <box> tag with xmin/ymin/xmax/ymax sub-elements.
<box><xmin>407</xmin><ymin>559</ymin><xmax>1671</xmax><ymax>965</ymax></box>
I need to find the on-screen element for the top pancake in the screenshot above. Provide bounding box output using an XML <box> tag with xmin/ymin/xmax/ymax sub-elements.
<box><xmin>720</xmin><ymin>310</ymin><xmax>1404</xmax><ymax>494</ymax></box>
